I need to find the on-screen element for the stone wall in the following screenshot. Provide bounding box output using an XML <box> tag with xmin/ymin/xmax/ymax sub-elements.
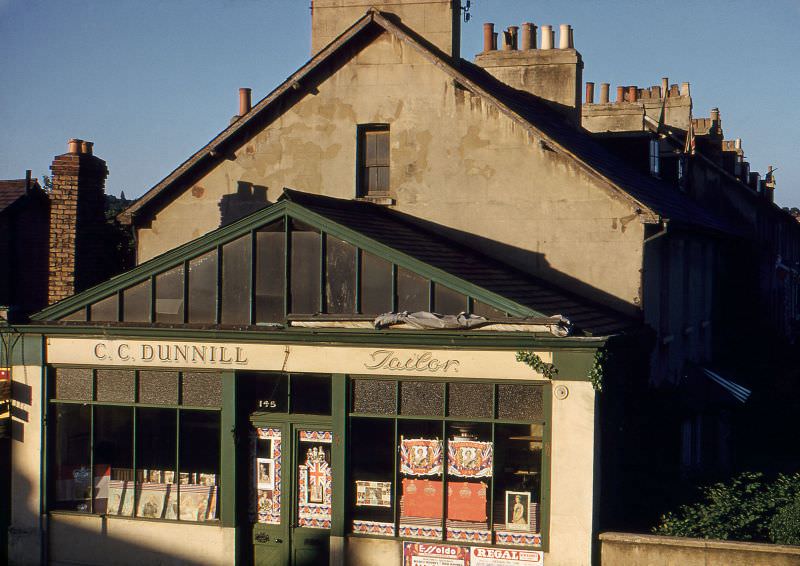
<box><xmin>599</xmin><ymin>532</ymin><xmax>800</xmax><ymax>566</ymax></box>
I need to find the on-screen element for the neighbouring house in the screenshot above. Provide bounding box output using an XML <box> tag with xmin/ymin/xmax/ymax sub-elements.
<box><xmin>4</xmin><ymin>2</ymin><xmax>798</xmax><ymax>566</ymax></box>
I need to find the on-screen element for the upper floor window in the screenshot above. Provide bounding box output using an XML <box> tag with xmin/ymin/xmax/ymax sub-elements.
<box><xmin>649</xmin><ymin>138</ymin><xmax>661</xmax><ymax>177</ymax></box>
<box><xmin>358</xmin><ymin>125</ymin><xmax>389</xmax><ymax>197</ymax></box>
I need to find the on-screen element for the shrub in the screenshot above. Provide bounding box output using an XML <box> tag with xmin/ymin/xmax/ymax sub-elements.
<box><xmin>770</xmin><ymin>496</ymin><xmax>800</xmax><ymax>545</ymax></box>
<box><xmin>653</xmin><ymin>472</ymin><xmax>800</xmax><ymax>543</ymax></box>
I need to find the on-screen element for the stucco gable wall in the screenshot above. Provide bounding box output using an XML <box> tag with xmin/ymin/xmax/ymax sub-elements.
<box><xmin>137</xmin><ymin>32</ymin><xmax>644</xmax><ymax>313</ymax></box>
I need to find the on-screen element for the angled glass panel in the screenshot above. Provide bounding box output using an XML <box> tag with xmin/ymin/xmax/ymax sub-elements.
<box><xmin>90</xmin><ymin>294</ymin><xmax>118</xmax><ymax>322</ymax></box>
<box><xmin>434</xmin><ymin>284</ymin><xmax>467</xmax><ymax>315</ymax></box>
<box><xmin>222</xmin><ymin>236</ymin><xmax>251</xmax><ymax>325</ymax></box>
<box><xmin>255</xmin><ymin>220</ymin><xmax>285</xmax><ymax>324</ymax></box>
<box><xmin>360</xmin><ymin>252</ymin><xmax>392</xmax><ymax>315</ymax></box>
<box><xmin>188</xmin><ymin>251</ymin><xmax>217</xmax><ymax>324</ymax></box>
<box><xmin>60</xmin><ymin>308</ymin><xmax>87</xmax><ymax>322</ymax></box>
<box><xmin>155</xmin><ymin>266</ymin><xmax>184</xmax><ymax>324</ymax></box>
<box><xmin>325</xmin><ymin>236</ymin><xmax>356</xmax><ymax>314</ymax></box>
<box><xmin>290</xmin><ymin>220</ymin><xmax>321</xmax><ymax>315</ymax></box>
<box><xmin>123</xmin><ymin>280</ymin><xmax>151</xmax><ymax>323</ymax></box>
<box><xmin>397</xmin><ymin>267</ymin><xmax>428</xmax><ymax>313</ymax></box>
<box><xmin>471</xmin><ymin>300</ymin><xmax>507</xmax><ymax>319</ymax></box>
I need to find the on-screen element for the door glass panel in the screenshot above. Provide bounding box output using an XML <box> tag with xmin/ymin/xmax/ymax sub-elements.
<box><xmin>254</xmin><ymin>426</ymin><xmax>282</xmax><ymax>525</ymax></box>
<box><xmin>296</xmin><ymin>430</ymin><xmax>332</xmax><ymax>529</ymax></box>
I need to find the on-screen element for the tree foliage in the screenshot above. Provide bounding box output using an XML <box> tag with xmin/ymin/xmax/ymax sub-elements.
<box><xmin>653</xmin><ymin>472</ymin><xmax>800</xmax><ymax>543</ymax></box>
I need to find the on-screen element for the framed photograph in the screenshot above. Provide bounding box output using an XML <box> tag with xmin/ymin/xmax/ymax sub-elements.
<box><xmin>355</xmin><ymin>480</ymin><xmax>392</xmax><ymax>507</ymax></box>
<box><xmin>506</xmin><ymin>491</ymin><xmax>530</xmax><ymax>531</ymax></box>
<box><xmin>136</xmin><ymin>483</ymin><xmax>168</xmax><ymax>519</ymax></box>
<box><xmin>257</xmin><ymin>458</ymin><xmax>274</xmax><ymax>490</ymax></box>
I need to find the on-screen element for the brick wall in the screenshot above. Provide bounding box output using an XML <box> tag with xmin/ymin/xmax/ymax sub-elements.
<box><xmin>48</xmin><ymin>144</ymin><xmax>108</xmax><ymax>304</ymax></box>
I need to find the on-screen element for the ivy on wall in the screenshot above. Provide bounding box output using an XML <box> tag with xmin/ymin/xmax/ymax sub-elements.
<box><xmin>587</xmin><ymin>348</ymin><xmax>606</xmax><ymax>392</ymax></box>
<box><xmin>515</xmin><ymin>351</ymin><xmax>559</xmax><ymax>380</ymax></box>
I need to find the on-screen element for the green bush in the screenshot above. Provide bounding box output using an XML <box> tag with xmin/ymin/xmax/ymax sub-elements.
<box><xmin>653</xmin><ymin>472</ymin><xmax>800</xmax><ymax>543</ymax></box>
<box><xmin>770</xmin><ymin>496</ymin><xmax>800</xmax><ymax>545</ymax></box>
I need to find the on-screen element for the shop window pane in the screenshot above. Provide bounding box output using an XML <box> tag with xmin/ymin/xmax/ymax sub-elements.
<box><xmin>54</xmin><ymin>368</ymin><xmax>93</xmax><ymax>401</ymax></box>
<box><xmin>446</xmin><ymin>422</ymin><xmax>492</xmax><ymax>542</ymax></box>
<box><xmin>135</xmin><ymin>408</ymin><xmax>177</xmax><ymax>519</ymax></box>
<box><xmin>222</xmin><ymin>236</ymin><xmax>251</xmax><ymax>325</ymax></box>
<box><xmin>95</xmin><ymin>369</ymin><xmax>135</xmax><ymax>403</ymax></box>
<box><xmin>290</xmin><ymin>374</ymin><xmax>332</xmax><ymax>415</ymax></box>
<box><xmin>181</xmin><ymin>372</ymin><xmax>222</xmax><ymax>408</ymax></box>
<box><xmin>497</xmin><ymin>385</ymin><xmax>544</xmax><ymax>421</ymax></box>
<box><xmin>360</xmin><ymin>252</ymin><xmax>392</xmax><ymax>315</ymax></box>
<box><xmin>94</xmin><ymin>406</ymin><xmax>134</xmax><ymax>516</ymax></box>
<box><xmin>90</xmin><ymin>294</ymin><xmax>118</xmax><ymax>322</ymax></box>
<box><xmin>448</xmin><ymin>382</ymin><xmax>493</xmax><ymax>418</ymax></box>
<box><xmin>471</xmin><ymin>300</ymin><xmax>507</xmax><ymax>319</ymax></box>
<box><xmin>240</xmin><ymin>372</ymin><xmax>288</xmax><ymax>413</ymax></box>
<box><xmin>255</xmin><ymin>221</ymin><xmax>285</xmax><ymax>324</ymax></box>
<box><xmin>188</xmin><ymin>251</ymin><xmax>217</xmax><ymax>324</ymax></box>
<box><xmin>290</xmin><ymin>221</ymin><xmax>321</xmax><ymax>314</ymax></box>
<box><xmin>492</xmin><ymin>423</ymin><xmax>543</xmax><ymax>544</ymax></box>
<box><xmin>352</xmin><ymin>379</ymin><xmax>396</xmax><ymax>415</ymax></box>
<box><xmin>325</xmin><ymin>236</ymin><xmax>356</xmax><ymax>314</ymax></box>
<box><xmin>397</xmin><ymin>268</ymin><xmax>428</xmax><ymax>313</ymax></box>
<box><xmin>51</xmin><ymin>404</ymin><xmax>91</xmax><ymax>512</ymax></box>
<box><xmin>434</xmin><ymin>285</ymin><xmax>466</xmax><ymax>315</ymax></box>
<box><xmin>123</xmin><ymin>280</ymin><xmax>151</xmax><ymax>323</ymax></box>
<box><xmin>296</xmin><ymin>429</ymin><xmax>332</xmax><ymax>529</ymax></box>
<box><xmin>138</xmin><ymin>371</ymin><xmax>179</xmax><ymax>405</ymax></box>
<box><xmin>60</xmin><ymin>308</ymin><xmax>86</xmax><ymax>322</ymax></box>
<box><xmin>155</xmin><ymin>266</ymin><xmax>184</xmax><ymax>323</ymax></box>
<box><xmin>179</xmin><ymin>411</ymin><xmax>220</xmax><ymax>522</ymax></box>
<box><xmin>400</xmin><ymin>381</ymin><xmax>444</xmax><ymax>416</ymax></box>
<box><xmin>253</xmin><ymin>426</ymin><xmax>282</xmax><ymax>525</ymax></box>
<box><xmin>398</xmin><ymin>420</ymin><xmax>443</xmax><ymax>539</ymax></box>
<box><xmin>350</xmin><ymin>418</ymin><xmax>395</xmax><ymax>535</ymax></box>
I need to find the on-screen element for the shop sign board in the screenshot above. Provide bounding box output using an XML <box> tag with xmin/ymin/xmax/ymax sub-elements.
<box><xmin>0</xmin><ymin>367</ymin><xmax>10</xmax><ymax>439</ymax></box>
<box><xmin>470</xmin><ymin>547</ymin><xmax>543</xmax><ymax>566</ymax></box>
<box><xmin>403</xmin><ymin>542</ymin><xmax>543</xmax><ymax>566</ymax></box>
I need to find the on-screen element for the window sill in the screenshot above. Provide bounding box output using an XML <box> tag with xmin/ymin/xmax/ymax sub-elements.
<box><xmin>48</xmin><ymin>511</ymin><xmax>223</xmax><ymax>527</ymax></box>
<box><xmin>357</xmin><ymin>196</ymin><xmax>395</xmax><ymax>206</ymax></box>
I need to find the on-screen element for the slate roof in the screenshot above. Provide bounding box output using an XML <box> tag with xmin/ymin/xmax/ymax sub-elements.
<box><xmin>120</xmin><ymin>10</ymin><xmax>741</xmax><ymax>238</ymax></box>
<box><xmin>0</xmin><ymin>179</ymin><xmax>29</xmax><ymax>213</ymax></box>
<box><xmin>282</xmin><ymin>189</ymin><xmax>635</xmax><ymax>335</ymax></box>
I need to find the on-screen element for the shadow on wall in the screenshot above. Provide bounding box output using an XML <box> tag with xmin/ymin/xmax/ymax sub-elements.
<box><xmin>219</xmin><ymin>182</ymin><xmax>271</xmax><ymax>227</ymax></box>
<box><xmin>398</xmin><ymin>213</ymin><xmax>642</xmax><ymax>318</ymax></box>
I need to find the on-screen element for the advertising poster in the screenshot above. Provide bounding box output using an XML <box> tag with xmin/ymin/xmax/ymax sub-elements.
<box><xmin>403</xmin><ymin>542</ymin><xmax>470</xmax><ymax>566</ymax></box>
<box><xmin>470</xmin><ymin>547</ymin><xmax>543</xmax><ymax>566</ymax></box>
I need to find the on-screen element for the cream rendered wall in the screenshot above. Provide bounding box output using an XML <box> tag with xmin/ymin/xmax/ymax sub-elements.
<box><xmin>548</xmin><ymin>380</ymin><xmax>597</xmax><ymax>566</ymax></box>
<box><xmin>8</xmin><ymin>362</ymin><xmax>44</xmax><ymax>566</ymax></box>
<box><xmin>49</xmin><ymin>514</ymin><xmax>235</xmax><ymax>566</ymax></box>
<box><xmin>136</xmin><ymin>32</ymin><xmax>645</xmax><ymax>314</ymax></box>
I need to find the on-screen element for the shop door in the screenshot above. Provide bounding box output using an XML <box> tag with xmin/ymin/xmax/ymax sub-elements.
<box><xmin>252</xmin><ymin>422</ymin><xmax>332</xmax><ymax>566</ymax></box>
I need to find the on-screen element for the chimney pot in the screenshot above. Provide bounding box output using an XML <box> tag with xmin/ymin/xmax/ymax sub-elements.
<box><xmin>585</xmin><ymin>82</ymin><xmax>595</xmax><ymax>104</ymax></box>
<box><xmin>81</xmin><ymin>141</ymin><xmax>93</xmax><ymax>156</ymax></box>
<box><xmin>483</xmin><ymin>23</ymin><xmax>495</xmax><ymax>52</ymax></box>
<box><xmin>492</xmin><ymin>32</ymin><xmax>498</xmax><ymax>50</ymax></box>
<box><xmin>616</xmin><ymin>86</ymin><xmax>625</xmax><ymax>104</ymax></box>
<box><xmin>628</xmin><ymin>85</ymin><xmax>638</xmax><ymax>102</ymax></box>
<box><xmin>559</xmin><ymin>24</ymin><xmax>570</xmax><ymax>49</ymax></box>
<box><xmin>239</xmin><ymin>87</ymin><xmax>252</xmax><ymax>117</ymax></box>
<box><xmin>502</xmin><ymin>30</ymin><xmax>513</xmax><ymax>50</ymax></box>
<box><xmin>540</xmin><ymin>25</ymin><xmax>553</xmax><ymax>49</ymax></box>
<box><xmin>521</xmin><ymin>22</ymin><xmax>536</xmax><ymax>50</ymax></box>
<box><xmin>68</xmin><ymin>138</ymin><xmax>82</xmax><ymax>154</ymax></box>
<box><xmin>568</xmin><ymin>25</ymin><xmax>574</xmax><ymax>48</ymax></box>
<box><xmin>661</xmin><ymin>77</ymin><xmax>669</xmax><ymax>97</ymax></box>
<box><xmin>600</xmin><ymin>83</ymin><xmax>610</xmax><ymax>104</ymax></box>
<box><xmin>680</xmin><ymin>82</ymin><xmax>690</xmax><ymax>97</ymax></box>
<box><xmin>508</xmin><ymin>26</ymin><xmax>519</xmax><ymax>50</ymax></box>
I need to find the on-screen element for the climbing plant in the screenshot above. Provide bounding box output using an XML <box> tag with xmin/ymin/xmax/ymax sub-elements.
<box><xmin>587</xmin><ymin>348</ymin><xmax>606</xmax><ymax>392</ymax></box>
<box><xmin>515</xmin><ymin>351</ymin><xmax>558</xmax><ymax>380</ymax></box>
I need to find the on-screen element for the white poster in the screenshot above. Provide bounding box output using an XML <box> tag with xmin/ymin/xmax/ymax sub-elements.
<box><xmin>470</xmin><ymin>547</ymin><xmax>543</xmax><ymax>566</ymax></box>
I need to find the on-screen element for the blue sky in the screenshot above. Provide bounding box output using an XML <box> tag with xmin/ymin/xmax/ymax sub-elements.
<box><xmin>1</xmin><ymin>0</ymin><xmax>799</xmax><ymax>206</ymax></box>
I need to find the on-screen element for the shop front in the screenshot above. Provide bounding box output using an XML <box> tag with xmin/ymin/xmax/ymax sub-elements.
<box><xmin>8</xmin><ymin>193</ymin><xmax>627</xmax><ymax>565</ymax></box>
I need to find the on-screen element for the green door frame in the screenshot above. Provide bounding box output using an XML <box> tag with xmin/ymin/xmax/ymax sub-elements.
<box><xmin>249</xmin><ymin>416</ymin><xmax>334</xmax><ymax>566</ymax></box>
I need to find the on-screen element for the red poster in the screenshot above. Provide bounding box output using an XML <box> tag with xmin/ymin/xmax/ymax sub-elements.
<box><xmin>447</xmin><ymin>481</ymin><xmax>487</xmax><ymax>522</ymax></box>
<box><xmin>402</xmin><ymin>478</ymin><xmax>443</xmax><ymax>518</ymax></box>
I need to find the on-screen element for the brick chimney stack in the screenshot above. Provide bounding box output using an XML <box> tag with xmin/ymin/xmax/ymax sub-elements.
<box><xmin>48</xmin><ymin>138</ymin><xmax>108</xmax><ymax>304</ymax></box>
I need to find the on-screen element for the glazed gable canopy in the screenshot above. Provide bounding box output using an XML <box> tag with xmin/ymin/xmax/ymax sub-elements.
<box><xmin>34</xmin><ymin>190</ymin><xmax>632</xmax><ymax>336</ymax></box>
